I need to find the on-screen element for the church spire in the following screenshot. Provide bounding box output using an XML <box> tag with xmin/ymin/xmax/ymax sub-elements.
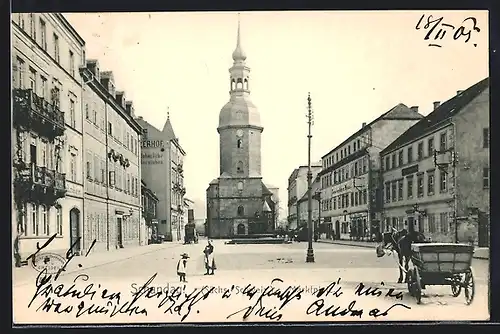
<box><xmin>232</xmin><ymin>13</ymin><xmax>247</xmax><ymax>62</ymax></box>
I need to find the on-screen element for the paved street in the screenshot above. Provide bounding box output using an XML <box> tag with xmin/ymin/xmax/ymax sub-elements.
<box><xmin>13</xmin><ymin>239</ymin><xmax>489</xmax><ymax>323</ymax></box>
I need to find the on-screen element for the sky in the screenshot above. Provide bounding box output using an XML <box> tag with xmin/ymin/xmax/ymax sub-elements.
<box><xmin>65</xmin><ymin>11</ymin><xmax>489</xmax><ymax>220</ymax></box>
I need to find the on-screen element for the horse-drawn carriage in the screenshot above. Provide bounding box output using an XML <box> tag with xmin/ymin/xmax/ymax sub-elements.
<box><xmin>406</xmin><ymin>243</ymin><xmax>475</xmax><ymax>305</ymax></box>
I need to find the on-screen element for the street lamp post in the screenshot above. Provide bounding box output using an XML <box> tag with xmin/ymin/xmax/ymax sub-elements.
<box><xmin>306</xmin><ymin>93</ymin><xmax>315</xmax><ymax>263</ymax></box>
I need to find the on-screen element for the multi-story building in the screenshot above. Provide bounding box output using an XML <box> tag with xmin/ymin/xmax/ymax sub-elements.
<box><xmin>267</xmin><ymin>185</ymin><xmax>280</xmax><ymax>230</ymax></box>
<box><xmin>287</xmin><ymin>164</ymin><xmax>321</xmax><ymax>230</ymax></box>
<box><xmin>136</xmin><ymin>114</ymin><xmax>186</xmax><ymax>242</ymax></box>
<box><xmin>380</xmin><ymin>78</ymin><xmax>489</xmax><ymax>245</ymax></box>
<box><xmin>180</xmin><ymin>197</ymin><xmax>195</xmax><ymax>241</ymax></box>
<box><xmin>141</xmin><ymin>180</ymin><xmax>159</xmax><ymax>244</ymax></box>
<box><xmin>79</xmin><ymin>63</ymin><xmax>143</xmax><ymax>253</ymax></box>
<box><xmin>12</xmin><ymin>13</ymin><xmax>86</xmax><ymax>261</ymax></box>
<box><xmin>319</xmin><ymin>104</ymin><xmax>423</xmax><ymax>240</ymax></box>
<box><xmin>297</xmin><ymin>175</ymin><xmax>321</xmax><ymax>231</ymax></box>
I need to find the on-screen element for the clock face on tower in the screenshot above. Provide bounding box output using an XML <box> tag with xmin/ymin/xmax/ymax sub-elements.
<box><xmin>236</xmin><ymin>129</ymin><xmax>243</xmax><ymax>137</ymax></box>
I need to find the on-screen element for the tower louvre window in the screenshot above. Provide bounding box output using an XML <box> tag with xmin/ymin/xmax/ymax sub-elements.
<box><xmin>237</xmin><ymin>206</ymin><xmax>244</xmax><ymax>216</ymax></box>
<box><xmin>236</xmin><ymin>161</ymin><xmax>244</xmax><ymax>173</ymax></box>
<box><xmin>236</xmin><ymin>78</ymin><xmax>243</xmax><ymax>89</ymax></box>
<box><xmin>237</xmin><ymin>139</ymin><xmax>242</xmax><ymax>148</ymax></box>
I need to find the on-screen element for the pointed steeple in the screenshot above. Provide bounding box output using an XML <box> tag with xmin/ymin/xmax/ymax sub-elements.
<box><xmin>232</xmin><ymin>13</ymin><xmax>247</xmax><ymax>62</ymax></box>
<box><xmin>162</xmin><ymin>106</ymin><xmax>177</xmax><ymax>140</ymax></box>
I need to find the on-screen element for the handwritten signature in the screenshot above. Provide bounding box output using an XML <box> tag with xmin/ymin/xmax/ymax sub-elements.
<box><xmin>415</xmin><ymin>14</ymin><xmax>481</xmax><ymax>47</ymax></box>
<box><xmin>26</xmin><ymin>233</ymin><xmax>96</xmax><ymax>281</ymax></box>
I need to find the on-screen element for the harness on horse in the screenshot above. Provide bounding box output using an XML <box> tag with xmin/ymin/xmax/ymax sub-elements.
<box><xmin>383</xmin><ymin>229</ymin><xmax>409</xmax><ymax>274</ymax></box>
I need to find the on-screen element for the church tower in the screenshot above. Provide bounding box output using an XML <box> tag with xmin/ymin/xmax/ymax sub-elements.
<box><xmin>218</xmin><ymin>16</ymin><xmax>263</xmax><ymax>177</ymax></box>
<box><xmin>207</xmin><ymin>15</ymin><xmax>274</xmax><ymax>239</ymax></box>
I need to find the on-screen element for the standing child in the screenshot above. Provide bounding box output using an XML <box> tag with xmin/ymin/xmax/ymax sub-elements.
<box><xmin>177</xmin><ymin>253</ymin><xmax>189</xmax><ymax>283</ymax></box>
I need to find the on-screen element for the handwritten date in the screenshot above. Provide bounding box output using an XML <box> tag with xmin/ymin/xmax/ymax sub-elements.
<box><xmin>416</xmin><ymin>14</ymin><xmax>481</xmax><ymax>47</ymax></box>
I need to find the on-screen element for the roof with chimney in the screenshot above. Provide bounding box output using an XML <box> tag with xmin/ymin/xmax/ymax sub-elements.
<box><xmin>381</xmin><ymin>77</ymin><xmax>489</xmax><ymax>156</ymax></box>
<box><xmin>321</xmin><ymin>103</ymin><xmax>423</xmax><ymax>159</ymax></box>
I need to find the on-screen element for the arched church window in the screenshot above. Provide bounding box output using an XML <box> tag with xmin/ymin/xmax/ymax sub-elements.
<box><xmin>237</xmin><ymin>139</ymin><xmax>242</xmax><ymax>148</ymax></box>
<box><xmin>244</xmin><ymin>78</ymin><xmax>248</xmax><ymax>90</ymax></box>
<box><xmin>236</xmin><ymin>78</ymin><xmax>243</xmax><ymax>90</ymax></box>
<box><xmin>237</xmin><ymin>206</ymin><xmax>244</xmax><ymax>216</ymax></box>
<box><xmin>237</xmin><ymin>181</ymin><xmax>243</xmax><ymax>191</ymax></box>
<box><xmin>236</xmin><ymin>161</ymin><xmax>244</xmax><ymax>173</ymax></box>
<box><xmin>231</xmin><ymin>79</ymin><xmax>236</xmax><ymax>91</ymax></box>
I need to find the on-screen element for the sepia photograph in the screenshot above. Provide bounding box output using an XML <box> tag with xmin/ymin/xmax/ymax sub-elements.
<box><xmin>11</xmin><ymin>10</ymin><xmax>489</xmax><ymax>324</ymax></box>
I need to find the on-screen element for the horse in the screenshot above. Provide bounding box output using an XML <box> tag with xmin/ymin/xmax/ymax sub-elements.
<box><xmin>377</xmin><ymin>228</ymin><xmax>427</xmax><ymax>283</ymax></box>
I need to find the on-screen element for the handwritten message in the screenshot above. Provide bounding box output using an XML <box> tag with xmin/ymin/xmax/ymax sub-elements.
<box><xmin>415</xmin><ymin>14</ymin><xmax>481</xmax><ymax>48</ymax></box>
<box><xmin>27</xmin><ymin>273</ymin><xmax>411</xmax><ymax>322</ymax></box>
<box><xmin>21</xmin><ymin>236</ymin><xmax>411</xmax><ymax>322</ymax></box>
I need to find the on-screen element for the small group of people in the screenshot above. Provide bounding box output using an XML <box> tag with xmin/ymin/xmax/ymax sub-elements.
<box><xmin>176</xmin><ymin>240</ymin><xmax>216</xmax><ymax>283</ymax></box>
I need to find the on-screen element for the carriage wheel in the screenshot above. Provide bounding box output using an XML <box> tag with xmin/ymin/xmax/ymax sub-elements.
<box><xmin>464</xmin><ymin>269</ymin><xmax>475</xmax><ymax>305</ymax></box>
<box><xmin>407</xmin><ymin>269</ymin><xmax>415</xmax><ymax>297</ymax></box>
<box><xmin>451</xmin><ymin>274</ymin><xmax>462</xmax><ymax>297</ymax></box>
<box><xmin>414</xmin><ymin>267</ymin><xmax>422</xmax><ymax>304</ymax></box>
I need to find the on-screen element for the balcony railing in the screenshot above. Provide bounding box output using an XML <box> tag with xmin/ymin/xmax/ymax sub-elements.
<box><xmin>14</xmin><ymin>163</ymin><xmax>67</xmax><ymax>204</ymax></box>
<box><xmin>13</xmin><ymin>89</ymin><xmax>65</xmax><ymax>139</ymax></box>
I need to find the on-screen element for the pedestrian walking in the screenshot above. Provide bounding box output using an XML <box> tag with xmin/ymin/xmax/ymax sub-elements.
<box><xmin>177</xmin><ymin>253</ymin><xmax>189</xmax><ymax>283</ymax></box>
<box><xmin>203</xmin><ymin>240</ymin><xmax>216</xmax><ymax>275</ymax></box>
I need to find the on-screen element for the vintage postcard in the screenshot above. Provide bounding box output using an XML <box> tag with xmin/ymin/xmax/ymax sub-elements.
<box><xmin>11</xmin><ymin>10</ymin><xmax>489</xmax><ymax>324</ymax></box>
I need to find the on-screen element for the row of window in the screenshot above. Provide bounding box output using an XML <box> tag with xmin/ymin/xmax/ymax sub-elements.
<box><xmin>86</xmin><ymin>103</ymin><xmax>140</xmax><ymax>157</ymax></box>
<box><xmin>15</xmin><ymin>56</ymin><xmax>77</xmax><ymax>128</ymax></box>
<box><xmin>385</xmin><ymin>169</ymin><xmax>445</xmax><ymax>202</ymax></box>
<box><xmin>321</xmin><ymin>189</ymin><xmax>369</xmax><ymax>212</ymax></box>
<box><xmin>84</xmin><ymin>212</ymin><xmax>139</xmax><ymax>242</ymax></box>
<box><xmin>14</xmin><ymin>13</ymin><xmax>79</xmax><ymax>78</ymax></box>
<box><xmin>141</xmin><ymin>195</ymin><xmax>158</xmax><ymax>215</ymax></box>
<box><xmin>322</xmin><ymin>156</ymin><xmax>369</xmax><ymax>188</ymax></box>
<box><xmin>384</xmin><ymin>132</ymin><xmax>446</xmax><ymax>171</ymax></box>
<box><xmin>85</xmin><ymin>151</ymin><xmax>139</xmax><ymax>196</ymax></box>
<box><xmin>383</xmin><ymin>213</ymin><xmax>450</xmax><ymax>235</ymax></box>
<box><xmin>18</xmin><ymin>203</ymin><xmax>63</xmax><ymax>237</ymax></box>
<box><xmin>323</xmin><ymin>136</ymin><xmax>367</xmax><ymax>169</ymax></box>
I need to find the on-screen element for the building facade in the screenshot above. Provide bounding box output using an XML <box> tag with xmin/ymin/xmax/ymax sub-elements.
<box><xmin>319</xmin><ymin>104</ymin><xmax>423</xmax><ymax>240</ymax></box>
<box><xmin>179</xmin><ymin>197</ymin><xmax>195</xmax><ymax>241</ymax></box>
<box><xmin>141</xmin><ymin>180</ymin><xmax>159</xmax><ymax>244</ymax></box>
<box><xmin>287</xmin><ymin>165</ymin><xmax>322</xmax><ymax>230</ymax></box>
<box><xmin>297</xmin><ymin>175</ymin><xmax>321</xmax><ymax>231</ymax></box>
<box><xmin>12</xmin><ymin>13</ymin><xmax>86</xmax><ymax>261</ymax></box>
<box><xmin>136</xmin><ymin>114</ymin><xmax>186</xmax><ymax>242</ymax></box>
<box><xmin>79</xmin><ymin>63</ymin><xmax>143</xmax><ymax>253</ymax></box>
<box><xmin>206</xmin><ymin>19</ymin><xmax>276</xmax><ymax>238</ymax></box>
<box><xmin>267</xmin><ymin>185</ymin><xmax>280</xmax><ymax>230</ymax></box>
<box><xmin>380</xmin><ymin>78</ymin><xmax>489</xmax><ymax>245</ymax></box>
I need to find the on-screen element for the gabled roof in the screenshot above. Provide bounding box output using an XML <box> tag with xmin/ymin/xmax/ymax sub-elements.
<box><xmin>321</xmin><ymin>103</ymin><xmax>423</xmax><ymax>159</ymax></box>
<box><xmin>381</xmin><ymin>77</ymin><xmax>489</xmax><ymax>155</ymax></box>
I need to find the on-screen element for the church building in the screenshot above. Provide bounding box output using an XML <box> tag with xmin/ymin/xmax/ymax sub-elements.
<box><xmin>206</xmin><ymin>18</ymin><xmax>275</xmax><ymax>238</ymax></box>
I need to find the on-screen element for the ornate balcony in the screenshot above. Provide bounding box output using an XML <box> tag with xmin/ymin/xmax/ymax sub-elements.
<box><xmin>177</xmin><ymin>163</ymin><xmax>184</xmax><ymax>174</ymax></box>
<box><xmin>13</xmin><ymin>89</ymin><xmax>65</xmax><ymax>140</ymax></box>
<box><xmin>14</xmin><ymin>163</ymin><xmax>67</xmax><ymax>205</ymax></box>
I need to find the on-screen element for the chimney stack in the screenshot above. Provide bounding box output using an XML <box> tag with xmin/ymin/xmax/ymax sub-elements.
<box><xmin>433</xmin><ymin>101</ymin><xmax>441</xmax><ymax>110</ymax></box>
<box><xmin>410</xmin><ymin>106</ymin><xmax>419</xmax><ymax>113</ymax></box>
<box><xmin>457</xmin><ymin>90</ymin><xmax>464</xmax><ymax>95</ymax></box>
<box><xmin>361</xmin><ymin>122</ymin><xmax>367</xmax><ymax>128</ymax></box>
